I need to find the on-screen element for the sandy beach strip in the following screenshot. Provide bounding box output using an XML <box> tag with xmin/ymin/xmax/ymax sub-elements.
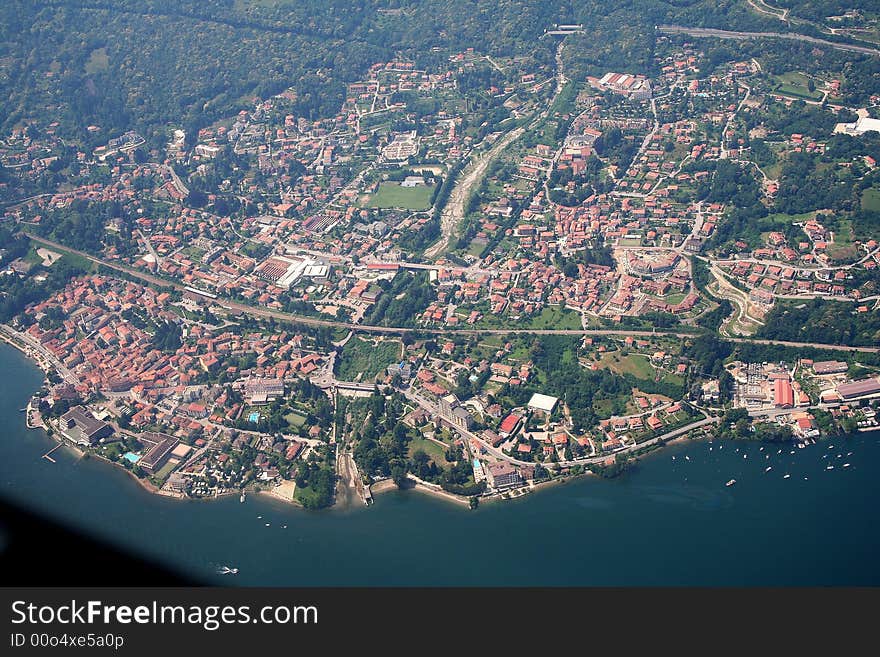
<box><xmin>370</xmin><ymin>477</ymin><xmax>469</xmax><ymax>506</ymax></box>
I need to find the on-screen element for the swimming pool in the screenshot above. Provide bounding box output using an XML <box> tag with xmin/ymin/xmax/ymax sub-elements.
<box><xmin>123</xmin><ymin>452</ymin><xmax>140</xmax><ymax>464</ymax></box>
<box><xmin>248</xmin><ymin>412</ymin><xmax>260</xmax><ymax>423</ymax></box>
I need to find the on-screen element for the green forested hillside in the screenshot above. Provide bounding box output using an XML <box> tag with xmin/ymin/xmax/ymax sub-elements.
<box><xmin>0</xmin><ymin>0</ymin><xmax>784</xmax><ymax>145</ymax></box>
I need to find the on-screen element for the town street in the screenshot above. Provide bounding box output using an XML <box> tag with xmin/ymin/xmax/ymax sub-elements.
<box><xmin>23</xmin><ymin>234</ymin><xmax>880</xmax><ymax>353</ymax></box>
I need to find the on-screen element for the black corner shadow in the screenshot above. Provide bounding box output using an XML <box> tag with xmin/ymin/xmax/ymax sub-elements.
<box><xmin>0</xmin><ymin>497</ymin><xmax>199</xmax><ymax>586</ymax></box>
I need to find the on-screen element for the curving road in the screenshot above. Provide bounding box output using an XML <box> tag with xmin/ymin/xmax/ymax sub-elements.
<box><xmin>658</xmin><ymin>25</ymin><xmax>880</xmax><ymax>57</ymax></box>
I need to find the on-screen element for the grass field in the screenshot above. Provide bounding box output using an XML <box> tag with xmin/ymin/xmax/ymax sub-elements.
<box><xmin>527</xmin><ymin>306</ymin><xmax>583</xmax><ymax>330</ymax></box>
<box><xmin>592</xmin><ymin>394</ymin><xmax>633</xmax><ymax>419</ymax></box>
<box><xmin>154</xmin><ymin>460</ymin><xmax>178</xmax><ymax>482</ymax></box>
<box><xmin>471</xmin><ymin>305</ymin><xmax>582</xmax><ymax>330</ymax></box>
<box><xmin>85</xmin><ymin>47</ymin><xmax>109</xmax><ymax>74</ymax></box>
<box><xmin>336</xmin><ymin>336</ymin><xmax>402</xmax><ymax>382</ymax></box>
<box><xmin>284</xmin><ymin>412</ymin><xmax>307</xmax><ymax>429</ymax></box>
<box><xmin>826</xmin><ymin>218</ymin><xmax>858</xmax><ymax>262</ymax></box>
<box><xmin>60</xmin><ymin>252</ymin><xmax>96</xmax><ymax>272</ymax></box>
<box><xmin>465</xmin><ymin>238</ymin><xmax>488</xmax><ymax>258</ymax></box>
<box><xmin>22</xmin><ymin>245</ymin><xmax>42</xmax><ymax>265</ymax></box>
<box><xmin>600</xmin><ymin>353</ymin><xmax>655</xmax><ymax>380</ymax></box>
<box><xmin>366</xmin><ymin>182</ymin><xmax>435</xmax><ymax>210</ymax></box>
<box><xmin>761</xmin><ymin>210</ymin><xmax>816</xmax><ymax>226</ymax></box>
<box><xmin>408</xmin><ymin>436</ymin><xmax>448</xmax><ymax>466</ymax></box>
<box><xmin>660</xmin><ymin>372</ymin><xmax>685</xmax><ymax>388</ymax></box>
<box><xmin>862</xmin><ymin>188</ymin><xmax>880</xmax><ymax>213</ymax></box>
<box><xmin>772</xmin><ymin>72</ymin><xmax>824</xmax><ymax>101</ymax></box>
<box><xmin>294</xmin><ymin>484</ymin><xmax>327</xmax><ymax>509</ymax></box>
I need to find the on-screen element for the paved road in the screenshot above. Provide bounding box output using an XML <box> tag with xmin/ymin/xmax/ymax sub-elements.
<box><xmin>404</xmin><ymin>382</ymin><xmax>720</xmax><ymax>469</ymax></box>
<box><xmin>0</xmin><ymin>324</ymin><xmax>77</xmax><ymax>384</ymax></box>
<box><xmin>24</xmin><ymin>234</ymin><xmax>880</xmax><ymax>353</ymax></box>
<box><xmin>658</xmin><ymin>25</ymin><xmax>880</xmax><ymax>57</ymax></box>
<box><xmin>136</xmin><ymin>229</ymin><xmax>162</xmax><ymax>267</ymax></box>
<box><xmin>163</xmin><ymin>164</ymin><xmax>189</xmax><ymax>197</ymax></box>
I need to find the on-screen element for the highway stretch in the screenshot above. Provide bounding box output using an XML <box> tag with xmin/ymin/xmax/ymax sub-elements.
<box><xmin>658</xmin><ymin>25</ymin><xmax>880</xmax><ymax>57</ymax></box>
<box><xmin>24</xmin><ymin>234</ymin><xmax>880</xmax><ymax>353</ymax></box>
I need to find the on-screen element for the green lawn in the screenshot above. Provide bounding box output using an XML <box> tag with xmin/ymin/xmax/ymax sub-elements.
<box><xmin>59</xmin><ymin>252</ymin><xmax>96</xmax><ymax>272</ymax></box>
<box><xmin>661</xmin><ymin>372</ymin><xmax>685</xmax><ymax>388</ymax></box>
<box><xmin>335</xmin><ymin>336</ymin><xmax>402</xmax><ymax>382</ymax></box>
<box><xmin>527</xmin><ymin>306</ymin><xmax>583</xmax><ymax>330</ymax></box>
<box><xmin>366</xmin><ymin>182</ymin><xmax>435</xmax><ymax>210</ymax></box>
<box><xmin>470</xmin><ymin>305</ymin><xmax>582</xmax><ymax>330</ymax></box>
<box><xmin>182</xmin><ymin>245</ymin><xmax>205</xmax><ymax>257</ymax></box>
<box><xmin>23</xmin><ymin>245</ymin><xmax>42</xmax><ymax>265</ymax></box>
<box><xmin>465</xmin><ymin>238</ymin><xmax>488</xmax><ymax>258</ymax></box>
<box><xmin>861</xmin><ymin>188</ymin><xmax>880</xmax><ymax>213</ymax></box>
<box><xmin>284</xmin><ymin>412</ymin><xmax>307</xmax><ymax>429</ymax></box>
<box><xmin>826</xmin><ymin>218</ymin><xmax>858</xmax><ymax>262</ymax></box>
<box><xmin>600</xmin><ymin>353</ymin><xmax>655</xmax><ymax>380</ymax></box>
<box><xmin>294</xmin><ymin>484</ymin><xmax>327</xmax><ymax>509</ymax></box>
<box><xmin>761</xmin><ymin>210</ymin><xmax>816</xmax><ymax>226</ymax></box>
<box><xmin>408</xmin><ymin>436</ymin><xmax>448</xmax><ymax>465</ymax></box>
<box><xmin>772</xmin><ymin>72</ymin><xmax>824</xmax><ymax>101</ymax></box>
<box><xmin>154</xmin><ymin>460</ymin><xmax>178</xmax><ymax>482</ymax></box>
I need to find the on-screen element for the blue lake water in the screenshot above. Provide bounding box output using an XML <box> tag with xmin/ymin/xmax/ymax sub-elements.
<box><xmin>1</xmin><ymin>342</ymin><xmax>878</xmax><ymax>586</ymax></box>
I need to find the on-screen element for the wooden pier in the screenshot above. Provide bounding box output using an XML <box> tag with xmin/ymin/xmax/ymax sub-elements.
<box><xmin>42</xmin><ymin>443</ymin><xmax>63</xmax><ymax>463</ymax></box>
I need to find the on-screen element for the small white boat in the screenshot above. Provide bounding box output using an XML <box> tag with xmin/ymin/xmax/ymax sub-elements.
<box><xmin>804</xmin><ymin>477</ymin><xmax>809</xmax><ymax>480</ymax></box>
<box><xmin>826</xmin><ymin>465</ymin><xmax>834</xmax><ymax>471</ymax></box>
<box><xmin>765</xmin><ymin>466</ymin><xmax>772</xmax><ymax>472</ymax></box>
<box><xmin>777</xmin><ymin>449</ymin><xmax>781</xmax><ymax>454</ymax></box>
<box><xmin>843</xmin><ymin>463</ymin><xmax>851</xmax><ymax>468</ymax></box>
<box><xmin>725</xmin><ymin>479</ymin><xmax>736</xmax><ymax>487</ymax></box>
<box><xmin>685</xmin><ymin>455</ymin><xmax>690</xmax><ymax>461</ymax></box>
<box><xmin>257</xmin><ymin>515</ymin><xmax>262</xmax><ymax>519</ymax></box>
<box><xmin>282</xmin><ymin>525</ymin><xmax>288</xmax><ymax>529</ymax></box>
<box><xmin>846</xmin><ymin>452</ymin><xmax>852</xmax><ymax>456</ymax></box>
<box><xmin>719</xmin><ymin>445</ymin><xmax>723</xmax><ymax>450</ymax></box>
<box><xmin>240</xmin><ymin>491</ymin><xmax>246</xmax><ymax>503</ymax></box>
<box><xmin>265</xmin><ymin>523</ymin><xmax>270</xmax><ymax>527</ymax></box>
<box><xmin>743</xmin><ymin>454</ymin><xmax>747</xmax><ymax>459</ymax></box>
<box><xmin>836</xmin><ymin>454</ymin><xmax>842</xmax><ymax>459</ymax></box>
<box><xmin>797</xmin><ymin>443</ymin><xmax>804</xmax><ymax>449</ymax></box>
<box><xmin>790</xmin><ymin>451</ymin><xmax>795</xmax><ymax>454</ymax></box>
<box><xmin>672</xmin><ymin>455</ymin><xmax>676</xmax><ymax>460</ymax></box>
<box><xmin>759</xmin><ymin>447</ymin><xmax>764</xmax><ymax>451</ymax></box>
<box><xmin>217</xmin><ymin>566</ymin><xmax>238</xmax><ymax>575</ymax></box>
<box><xmin>783</xmin><ymin>474</ymin><xmax>790</xmax><ymax>479</ymax></box>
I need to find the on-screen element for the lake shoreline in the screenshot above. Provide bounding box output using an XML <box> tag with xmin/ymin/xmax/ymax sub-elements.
<box><xmin>3</xmin><ymin>338</ymin><xmax>880</xmax><ymax>586</ymax></box>
<box><xmin>2</xmin><ymin>335</ymin><xmax>868</xmax><ymax>516</ymax></box>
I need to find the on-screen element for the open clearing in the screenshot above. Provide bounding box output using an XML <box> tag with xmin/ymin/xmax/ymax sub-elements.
<box><xmin>366</xmin><ymin>182</ymin><xmax>435</xmax><ymax>210</ymax></box>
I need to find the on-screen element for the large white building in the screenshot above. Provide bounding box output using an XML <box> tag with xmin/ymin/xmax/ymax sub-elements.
<box><xmin>527</xmin><ymin>393</ymin><xmax>559</xmax><ymax>414</ymax></box>
<box><xmin>834</xmin><ymin>115</ymin><xmax>880</xmax><ymax>137</ymax></box>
